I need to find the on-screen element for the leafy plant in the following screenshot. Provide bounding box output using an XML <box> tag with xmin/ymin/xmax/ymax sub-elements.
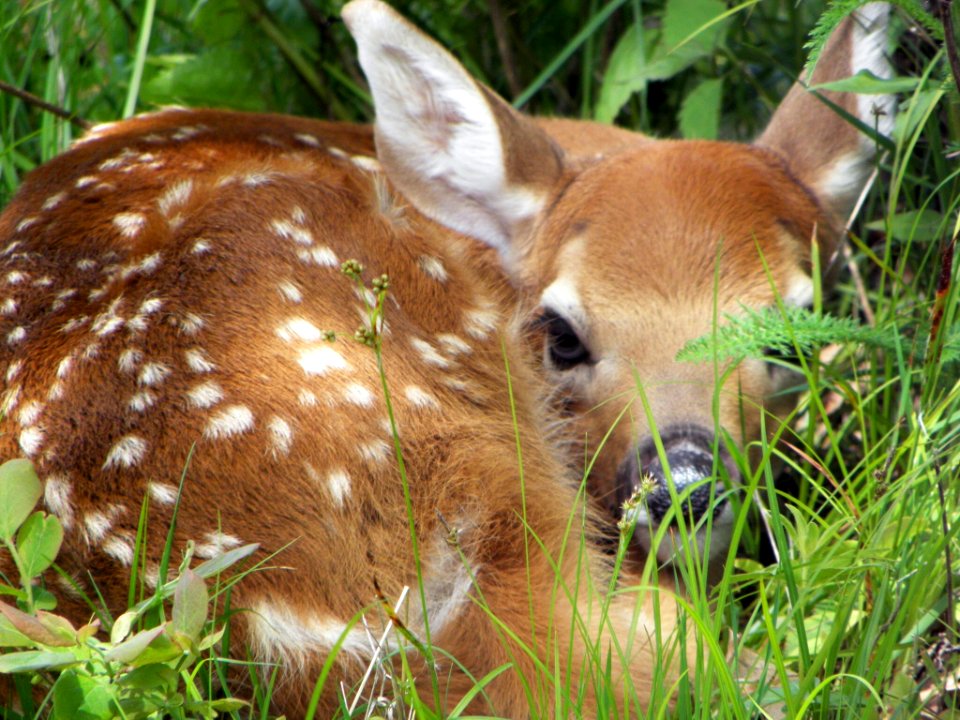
<box><xmin>0</xmin><ymin>459</ymin><xmax>258</xmax><ymax>719</ymax></box>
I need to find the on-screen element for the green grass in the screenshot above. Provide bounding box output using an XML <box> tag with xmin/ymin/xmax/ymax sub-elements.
<box><xmin>1</xmin><ymin>0</ymin><xmax>959</xmax><ymax>718</ymax></box>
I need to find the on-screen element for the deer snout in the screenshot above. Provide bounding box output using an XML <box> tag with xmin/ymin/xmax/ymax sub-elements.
<box><xmin>617</xmin><ymin>426</ymin><xmax>738</xmax><ymax>568</ymax></box>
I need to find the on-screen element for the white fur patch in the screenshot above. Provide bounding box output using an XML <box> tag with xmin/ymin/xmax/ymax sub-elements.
<box><xmin>327</xmin><ymin>469</ymin><xmax>352</xmax><ymax>509</ymax></box>
<box><xmin>268</xmin><ymin>416</ymin><xmax>294</xmax><ymax>456</ymax></box>
<box><xmin>404</xmin><ymin>385</ymin><xmax>439</xmax><ymax>410</ymax></box>
<box><xmin>277</xmin><ymin>318</ymin><xmax>323</xmax><ymax>343</ymax></box>
<box><xmin>343</xmin><ymin>383</ymin><xmax>375</xmax><ymax>407</ymax></box>
<box><xmin>103</xmin><ymin>434</ymin><xmax>147</xmax><ymax>469</ymax></box>
<box><xmin>195</xmin><ymin>531</ymin><xmax>242</xmax><ymax>559</ymax></box>
<box><xmin>249</xmin><ymin>601</ymin><xmax>371</xmax><ymax>664</ymax></box>
<box><xmin>44</xmin><ymin>474</ymin><xmax>74</xmax><ymax>529</ymax></box>
<box><xmin>299</xmin><ymin>347</ymin><xmax>350</xmax><ymax>376</ymax></box>
<box><xmin>113</xmin><ymin>212</ymin><xmax>146</xmax><ymax>239</ymax></box>
<box><xmin>186</xmin><ymin>380</ymin><xmax>223</xmax><ymax>409</ymax></box>
<box><xmin>148</xmin><ymin>482</ymin><xmax>179</xmax><ymax>506</ymax></box>
<box><xmin>204</xmin><ymin>405</ymin><xmax>255</xmax><ymax>439</ymax></box>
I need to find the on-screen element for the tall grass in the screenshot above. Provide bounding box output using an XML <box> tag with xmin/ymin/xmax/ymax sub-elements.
<box><xmin>1</xmin><ymin>0</ymin><xmax>958</xmax><ymax>718</ymax></box>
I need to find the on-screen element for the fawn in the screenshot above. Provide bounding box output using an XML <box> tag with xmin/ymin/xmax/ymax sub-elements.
<box><xmin>0</xmin><ymin>1</ymin><xmax>893</xmax><ymax>716</ymax></box>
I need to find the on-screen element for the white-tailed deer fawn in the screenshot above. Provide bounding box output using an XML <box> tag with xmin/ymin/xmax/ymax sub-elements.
<box><xmin>0</xmin><ymin>1</ymin><xmax>893</xmax><ymax>716</ymax></box>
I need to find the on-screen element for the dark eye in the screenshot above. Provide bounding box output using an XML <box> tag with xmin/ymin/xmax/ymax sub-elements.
<box><xmin>539</xmin><ymin>310</ymin><xmax>592</xmax><ymax>369</ymax></box>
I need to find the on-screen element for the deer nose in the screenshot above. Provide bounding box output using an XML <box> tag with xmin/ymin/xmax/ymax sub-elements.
<box><xmin>617</xmin><ymin>426</ymin><xmax>738</xmax><ymax>529</ymax></box>
<box><xmin>642</xmin><ymin>443</ymin><xmax>720</xmax><ymax>525</ymax></box>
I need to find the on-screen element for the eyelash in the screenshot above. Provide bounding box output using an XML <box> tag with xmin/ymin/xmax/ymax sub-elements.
<box><xmin>537</xmin><ymin>309</ymin><xmax>592</xmax><ymax>369</ymax></box>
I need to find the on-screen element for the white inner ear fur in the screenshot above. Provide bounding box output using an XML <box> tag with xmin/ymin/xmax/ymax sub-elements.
<box><xmin>851</xmin><ymin>3</ymin><xmax>896</xmax><ymax>141</ymax></box>
<box><xmin>343</xmin><ymin>0</ymin><xmax>546</xmax><ymax>257</ymax></box>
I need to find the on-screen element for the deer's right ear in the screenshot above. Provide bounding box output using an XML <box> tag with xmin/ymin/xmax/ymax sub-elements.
<box><xmin>757</xmin><ymin>3</ymin><xmax>895</xmax><ymax>233</ymax></box>
<box><xmin>342</xmin><ymin>0</ymin><xmax>563</xmax><ymax>268</ymax></box>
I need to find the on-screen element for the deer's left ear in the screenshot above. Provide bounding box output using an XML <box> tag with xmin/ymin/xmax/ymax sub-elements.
<box><xmin>757</xmin><ymin>3</ymin><xmax>896</xmax><ymax>229</ymax></box>
<box><xmin>342</xmin><ymin>0</ymin><xmax>563</xmax><ymax>268</ymax></box>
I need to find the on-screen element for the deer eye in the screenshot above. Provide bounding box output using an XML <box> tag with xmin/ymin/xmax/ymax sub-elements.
<box><xmin>539</xmin><ymin>309</ymin><xmax>592</xmax><ymax>369</ymax></box>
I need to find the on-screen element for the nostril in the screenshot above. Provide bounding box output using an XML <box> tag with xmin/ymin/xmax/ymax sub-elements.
<box><xmin>642</xmin><ymin>446</ymin><xmax>727</xmax><ymax>526</ymax></box>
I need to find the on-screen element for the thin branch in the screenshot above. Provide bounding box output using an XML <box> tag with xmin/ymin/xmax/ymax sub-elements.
<box><xmin>487</xmin><ymin>0</ymin><xmax>523</xmax><ymax>98</ymax></box>
<box><xmin>939</xmin><ymin>0</ymin><xmax>960</xmax><ymax>94</ymax></box>
<box><xmin>0</xmin><ymin>80</ymin><xmax>91</xmax><ymax>130</ymax></box>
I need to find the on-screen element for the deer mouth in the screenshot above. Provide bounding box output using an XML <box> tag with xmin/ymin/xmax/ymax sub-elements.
<box><xmin>616</xmin><ymin>425</ymin><xmax>739</xmax><ymax>565</ymax></box>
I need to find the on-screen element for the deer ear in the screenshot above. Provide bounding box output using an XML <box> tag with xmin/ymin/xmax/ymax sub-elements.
<box><xmin>757</xmin><ymin>3</ymin><xmax>895</xmax><ymax>228</ymax></box>
<box><xmin>342</xmin><ymin>0</ymin><xmax>563</xmax><ymax>267</ymax></box>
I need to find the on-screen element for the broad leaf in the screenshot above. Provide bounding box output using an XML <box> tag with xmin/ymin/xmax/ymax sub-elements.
<box><xmin>679</xmin><ymin>78</ymin><xmax>723</xmax><ymax>139</ymax></box>
<box><xmin>16</xmin><ymin>511</ymin><xmax>64</xmax><ymax>579</ymax></box>
<box><xmin>172</xmin><ymin>569</ymin><xmax>208</xmax><ymax>640</ymax></box>
<box><xmin>53</xmin><ymin>669</ymin><xmax>116</xmax><ymax>720</ymax></box>
<box><xmin>0</xmin><ymin>459</ymin><xmax>41</xmax><ymax>540</ymax></box>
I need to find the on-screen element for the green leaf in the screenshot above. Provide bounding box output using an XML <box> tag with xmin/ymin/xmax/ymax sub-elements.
<box><xmin>596</xmin><ymin>0</ymin><xmax>729</xmax><ymax>123</ymax></box>
<box><xmin>679</xmin><ymin>78</ymin><xmax>723</xmax><ymax>139</ymax></box>
<box><xmin>0</xmin><ymin>649</ymin><xmax>77</xmax><ymax>673</ymax></box>
<box><xmin>172</xmin><ymin>569</ymin><xmax>207</xmax><ymax>640</ymax></box>
<box><xmin>206</xmin><ymin>698</ymin><xmax>249</xmax><ymax>712</ymax></box>
<box><xmin>143</xmin><ymin>47</ymin><xmax>270</xmax><ymax>112</ymax></box>
<box><xmin>595</xmin><ymin>23</ymin><xmax>651</xmax><ymax>123</ymax></box>
<box><xmin>16</xmin><ymin>511</ymin><xmax>63</xmax><ymax>579</ymax></box>
<box><xmin>104</xmin><ymin>624</ymin><xmax>167</xmax><ymax>664</ymax></box>
<box><xmin>0</xmin><ymin>459</ymin><xmax>41</xmax><ymax>540</ymax></box>
<box><xmin>676</xmin><ymin>305</ymin><xmax>902</xmax><ymax>363</ymax></box>
<box><xmin>812</xmin><ymin>70</ymin><xmax>920</xmax><ymax>95</ymax></box>
<box><xmin>191</xmin><ymin>542</ymin><xmax>259</xmax><ymax>577</ymax></box>
<box><xmin>110</xmin><ymin>609</ymin><xmax>138</xmax><ymax>645</ymax></box>
<box><xmin>118</xmin><ymin>663</ymin><xmax>178</xmax><ymax>692</ymax></box>
<box><xmin>0</xmin><ymin>612</ymin><xmax>32</xmax><ymax>647</ymax></box>
<box><xmin>866</xmin><ymin>209</ymin><xmax>945</xmax><ymax>243</ymax></box>
<box><xmin>53</xmin><ymin>669</ymin><xmax>117</xmax><ymax>720</ymax></box>
<box><xmin>0</xmin><ymin>602</ymin><xmax>72</xmax><ymax>646</ymax></box>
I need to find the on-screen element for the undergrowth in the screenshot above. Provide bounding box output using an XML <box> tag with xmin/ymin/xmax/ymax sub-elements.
<box><xmin>0</xmin><ymin>0</ymin><xmax>958</xmax><ymax>718</ymax></box>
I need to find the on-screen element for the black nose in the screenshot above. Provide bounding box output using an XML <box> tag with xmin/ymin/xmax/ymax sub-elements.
<box><xmin>616</xmin><ymin>426</ymin><xmax>736</xmax><ymax>527</ymax></box>
<box><xmin>643</xmin><ymin>445</ymin><xmax>717</xmax><ymax>525</ymax></box>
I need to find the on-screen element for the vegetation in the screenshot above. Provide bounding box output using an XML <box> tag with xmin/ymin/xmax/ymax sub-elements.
<box><xmin>1</xmin><ymin>0</ymin><xmax>959</xmax><ymax>718</ymax></box>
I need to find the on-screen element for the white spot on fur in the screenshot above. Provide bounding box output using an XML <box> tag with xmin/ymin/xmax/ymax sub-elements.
<box><xmin>81</xmin><ymin>505</ymin><xmax>124</xmax><ymax>545</ymax></box>
<box><xmin>158</xmin><ymin>179</ymin><xmax>193</xmax><ymax>216</ymax></box>
<box><xmin>327</xmin><ymin>469</ymin><xmax>352</xmax><ymax>509</ymax></box>
<box><xmin>44</xmin><ymin>474</ymin><xmax>74</xmax><ymax>529</ymax></box>
<box><xmin>5</xmin><ymin>271</ymin><xmax>25</xmax><ymax>285</ymax></box>
<box><xmin>418</xmin><ymin>256</ymin><xmax>448</xmax><ymax>282</ymax></box>
<box><xmin>272</xmin><ymin>219</ymin><xmax>313</xmax><ymax>246</ymax></box>
<box><xmin>350</xmin><ymin>155</ymin><xmax>381</xmax><ymax>172</ymax></box>
<box><xmin>298</xmin><ymin>389</ymin><xmax>318</xmax><ymax>407</ymax></box>
<box><xmin>404</xmin><ymin>386</ymin><xmax>439</xmax><ymax>410</ymax></box>
<box><xmin>277</xmin><ymin>281</ymin><xmax>303</xmax><ymax>303</ymax></box>
<box><xmin>180</xmin><ymin>313</ymin><xmax>205</xmax><ymax>335</ymax></box>
<box><xmin>0</xmin><ymin>298</ymin><xmax>16</xmax><ymax>315</ymax></box>
<box><xmin>195</xmin><ymin>531</ymin><xmax>242</xmax><ymax>559</ymax></box>
<box><xmin>5</xmin><ymin>359</ymin><xmax>22</xmax><ymax>383</ymax></box>
<box><xmin>103</xmin><ymin>534</ymin><xmax>135</xmax><ymax>565</ymax></box>
<box><xmin>113</xmin><ymin>212</ymin><xmax>146</xmax><ymax>239</ymax></box>
<box><xmin>148</xmin><ymin>482</ymin><xmax>178</xmax><ymax>506</ymax></box>
<box><xmin>277</xmin><ymin>318</ymin><xmax>322</xmax><ymax>343</ymax></box>
<box><xmin>1</xmin><ymin>385</ymin><xmax>20</xmax><ymax>415</ymax></box>
<box><xmin>103</xmin><ymin>434</ymin><xmax>147</xmax><ymax>469</ymax></box>
<box><xmin>296</xmin><ymin>246</ymin><xmax>339</xmax><ymax>267</ymax></box>
<box><xmin>76</xmin><ymin>258</ymin><xmax>97</xmax><ymax>271</ymax></box>
<box><xmin>410</xmin><ymin>338</ymin><xmax>450</xmax><ymax>368</ymax></box>
<box><xmin>18</xmin><ymin>400</ymin><xmax>43</xmax><ymax>426</ymax></box>
<box><xmin>204</xmin><ymin>405</ymin><xmax>254</xmax><ymax>440</ymax></box>
<box><xmin>118</xmin><ymin>348</ymin><xmax>142</xmax><ymax>374</ymax></box>
<box><xmin>6</xmin><ymin>326</ymin><xmax>26</xmax><ymax>345</ymax></box>
<box><xmin>57</xmin><ymin>356</ymin><xmax>73</xmax><ymax>379</ymax></box>
<box><xmin>47</xmin><ymin>381</ymin><xmax>65</xmax><ymax>401</ymax></box>
<box><xmin>32</xmin><ymin>276</ymin><xmax>53</xmax><ymax>288</ymax></box>
<box><xmin>187</xmin><ymin>380</ymin><xmax>223</xmax><ymax>409</ymax></box>
<box><xmin>784</xmin><ymin>274</ymin><xmax>815</xmax><ymax>308</ymax></box>
<box><xmin>185</xmin><ymin>347</ymin><xmax>216</xmax><ymax>373</ymax></box>
<box><xmin>268</xmin><ymin>416</ymin><xmax>294</xmax><ymax>456</ymax></box>
<box><xmin>437</xmin><ymin>333</ymin><xmax>471</xmax><ymax>356</ymax></box>
<box><xmin>249</xmin><ymin>601</ymin><xmax>371</xmax><ymax>664</ymax></box>
<box><xmin>463</xmin><ymin>307</ymin><xmax>498</xmax><ymax>340</ymax></box>
<box><xmin>42</xmin><ymin>192</ymin><xmax>66</xmax><ymax>210</ymax></box>
<box><xmin>299</xmin><ymin>347</ymin><xmax>350</xmax><ymax>376</ymax></box>
<box><xmin>192</xmin><ymin>239</ymin><xmax>212</xmax><ymax>254</ymax></box>
<box><xmin>359</xmin><ymin>440</ymin><xmax>391</xmax><ymax>463</ymax></box>
<box><xmin>128</xmin><ymin>391</ymin><xmax>156</xmax><ymax>413</ymax></box>
<box><xmin>75</xmin><ymin>176</ymin><xmax>97</xmax><ymax>188</ymax></box>
<box><xmin>343</xmin><ymin>383</ymin><xmax>375</xmax><ymax>407</ymax></box>
<box><xmin>294</xmin><ymin>133</ymin><xmax>320</xmax><ymax>147</ymax></box>
<box><xmin>138</xmin><ymin>362</ymin><xmax>171</xmax><ymax>387</ymax></box>
<box><xmin>15</xmin><ymin>217</ymin><xmax>38</xmax><ymax>233</ymax></box>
